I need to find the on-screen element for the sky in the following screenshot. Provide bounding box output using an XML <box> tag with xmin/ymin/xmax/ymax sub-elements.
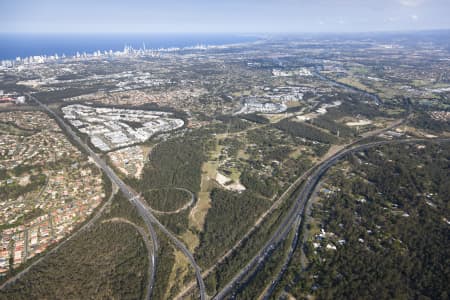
<box><xmin>1</xmin><ymin>0</ymin><xmax>450</xmax><ymax>33</ymax></box>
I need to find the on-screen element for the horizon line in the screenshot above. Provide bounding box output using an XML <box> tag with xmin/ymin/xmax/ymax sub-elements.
<box><xmin>1</xmin><ymin>28</ymin><xmax>450</xmax><ymax>35</ymax></box>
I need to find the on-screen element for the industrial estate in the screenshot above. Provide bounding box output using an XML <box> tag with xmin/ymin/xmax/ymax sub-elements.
<box><xmin>62</xmin><ymin>104</ymin><xmax>184</xmax><ymax>151</ymax></box>
<box><xmin>0</xmin><ymin>31</ymin><xmax>449</xmax><ymax>300</ymax></box>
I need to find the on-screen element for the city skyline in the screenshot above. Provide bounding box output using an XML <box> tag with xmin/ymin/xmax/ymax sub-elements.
<box><xmin>1</xmin><ymin>0</ymin><xmax>450</xmax><ymax>33</ymax></box>
<box><xmin>1</xmin><ymin>2</ymin><xmax>449</xmax><ymax>298</ymax></box>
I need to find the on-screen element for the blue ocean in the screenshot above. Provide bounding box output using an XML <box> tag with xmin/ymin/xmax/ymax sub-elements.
<box><xmin>0</xmin><ymin>33</ymin><xmax>259</xmax><ymax>60</ymax></box>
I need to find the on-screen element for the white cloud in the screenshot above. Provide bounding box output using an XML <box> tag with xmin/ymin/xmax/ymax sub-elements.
<box><xmin>411</xmin><ymin>14</ymin><xmax>419</xmax><ymax>21</ymax></box>
<box><xmin>398</xmin><ymin>0</ymin><xmax>427</xmax><ymax>7</ymax></box>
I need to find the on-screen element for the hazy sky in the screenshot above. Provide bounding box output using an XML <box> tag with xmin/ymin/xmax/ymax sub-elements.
<box><xmin>1</xmin><ymin>0</ymin><xmax>450</xmax><ymax>33</ymax></box>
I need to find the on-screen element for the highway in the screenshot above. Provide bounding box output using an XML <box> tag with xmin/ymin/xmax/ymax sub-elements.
<box><xmin>213</xmin><ymin>137</ymin><xmax>450</xmax><ymax>300</ymax></box>
<box><xmin>146</xmin><ymin>187</ymin><xmax>197</xmax><ymax>215</ymax></box>
<box><xmin>0</xmin><ymin>184</ymin><xmax>119</xmax><ymax>290</ymax></box>
<box><xmin>212</xmin><ymin>95</ymin><xmax>411</xmax><ymax>299</ymax></box>
<box><xmin>28</xmin><ymin>94</ymin><xmax>206</xmax><ymax>300</ymax></box>
<box><xmin>262</xmin><ymin>137</ymin><xmax>450</xmax><ymax>299</ymax></box>
<box><xmin>102</xmin><ymin>217</ymin><xmax>157</xmax><ymax>300</ymax></box>
<box><xmin>313</xmin><ymin>70</ymin><xmax>382</xmax><ymax>105</ymax></box>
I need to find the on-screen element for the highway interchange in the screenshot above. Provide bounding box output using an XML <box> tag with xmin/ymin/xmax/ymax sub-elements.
<box><xmin>0</xmin><ymin>183</ymin><xmax>119</xmax><ymax>290</ymax></box>
<box><xmin>17</xmin><ymin>93</ymin><xmax>448</xmax><ymax>300</ymax></box>
<box><xmin>27</xmin><ymin>94</ymin><xmax>206</xmax><ymax>300</ymax></box>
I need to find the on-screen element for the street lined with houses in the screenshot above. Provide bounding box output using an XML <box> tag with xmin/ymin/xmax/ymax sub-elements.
<box><xmin>28</xmin><ymin>94</ymin><xmax>206</xmax><ymax>300</ymax></box>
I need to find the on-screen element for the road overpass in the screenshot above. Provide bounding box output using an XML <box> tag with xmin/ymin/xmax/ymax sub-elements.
<box><xmin>28</xmin><ymin>94</ymin><xmax>206</xmax><ymax>300</ymax></box>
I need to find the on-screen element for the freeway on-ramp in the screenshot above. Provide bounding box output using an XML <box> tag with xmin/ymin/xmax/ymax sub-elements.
<box><xmin>27</xmin><ymin>94</ymin><xmax>206</xmax><ymax>300</ymax></box>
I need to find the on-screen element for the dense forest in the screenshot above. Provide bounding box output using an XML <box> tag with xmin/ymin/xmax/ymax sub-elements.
<box><xmin>195</xmin><ymin>188</ymin><xmax>271</xmax><ymax>268</ymax></box>
<box><xmin>240</xmin><ymin>113</ymin><xmax>270</xmax><ymax>124</ymax></box>
<box><xmin>240</xmin><ymin>170</ymin><xmax>279</xmax><ymax>198</ymax></box>
<box><xmin>410</xmin><ymin>111</ymin><xmax>450</xmax><ymax>133</ymax></box>
<box><xmin>215</xmin><ymin>115</ymin><xmax>252</xmax><ymax>132</ymax></box>
<box><xmin>0</xmin><ymin>222</ymin><xmax>148</xmax><ymax>300</ymax></box>
<box><xmin>280</xmin><ymin>142</ymin><xmax>450</xmax><ymax>300</ymax></box>
<box><xmin>275</xmin><ymin>119</ymin><xmax>338</xmax><ymax>144</ymax></box>
<box><xmin>151</xmin><ymin>231</ymin><xmax>175</xmax><ymax>300</ymax></box>
<box><xmin>307</xmin><ymin>115</ymin><xmax>356</xmax><ymax>138</ymax></box>
<box><xmin>245</xmin><ymin>126</ymin><xmax>298</xmax><ymax>164</ymax></box>
<box><xmin>157</xmin><ymin>209</ymin><xmax>190</xmax><ymax>235</ymax></box>
<box><xmin>324</xmin><ymin>95</ymin><xmax>388</xmax><ymax>120</ymax></box>
<box><xmin>124</xmin><ymin>130</ymin><xmax>216</xmax><ymax>235</ymax></box>
<box><xmin>133</xmin><ymin>135</ymin><xmax>206</xmax><ymax>193</ymax></box>
<box><xmin>127</xmin><ymin>134</ymin><xmax>207</xmax><ymax>216</ymax></box>
<box><xmin>101</xmin><ymin>192</ymin><xmax>144</xmax><ymax>227</ymax></box>
<box><xmin>33</xmin><ymin>85</ymin><xmax>115</xmax><ymax>103</ymax></box>
<box><xmin>142</xmin><ymin>188</ymin><xmax>191</xmax><ymax>212</ymax></box>
<box><xmin>1</xmin><ymin>191</ymin><xmax>150</xmax><ymax>300</ymax></box>
<box><xmin>203</xmin><ymin>179</ymin><xmax>305</xmax><ymax>295</ymax></box>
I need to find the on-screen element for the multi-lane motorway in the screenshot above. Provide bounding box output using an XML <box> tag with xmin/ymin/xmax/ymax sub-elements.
<box><xmin>25</xmin><ymin>92</ymin><xmax>447</xmax><ymax>300</ymax></box>
<box><xmin>0</xmin><ymin>183</ymin><xmax>119</xmax><ymax>291</ymax></box>
<box><xmin>313</xmin><ymin>70</ymin><xmax>382</xmax><ymax>105</ymax></box>
<box><xmin>214</xmin><ymin>137</ymin><xmax>450</xmax><ymax>299</ymax></box>
<box><xmin>28</xmin><ymin>94</ymin><xmax>206</xmax><ymax>300</ymax></box>
<box><xmin>212</xmin><ymin>70</ymin><xmax>412</xmax><ymax>300</ymax></box>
